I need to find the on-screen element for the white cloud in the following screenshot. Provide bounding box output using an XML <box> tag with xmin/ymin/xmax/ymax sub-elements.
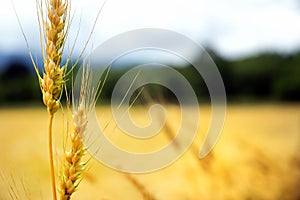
<box><xmin>1</xmin><ymin>0</ymin><xmax>300</xmax><ymax>59</ymax></box>
<box><xmin>199</xmin><ymin>0</ymin><xmax>300</xmax><ymax>58</ymax></box>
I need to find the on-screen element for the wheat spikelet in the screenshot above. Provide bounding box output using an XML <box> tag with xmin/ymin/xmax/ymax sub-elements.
<box><xmin>39</xmin><ymin>0</ymin><xmax>69</xmax><ymax>115</ymax></box>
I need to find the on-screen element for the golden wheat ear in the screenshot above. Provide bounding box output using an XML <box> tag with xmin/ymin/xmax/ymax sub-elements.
<box><xmin>37</xmin><ymin>0</ymin><xmax>71</xmax><ymax>115</ymax></box>
<box><xmin>59</xmin><ymin>102</ymin><xmax>88</xmax><ymax>200</ymax></box>
<box><xmin>36</xmin><ymin>0</ymin><xmax>71</xmax><ymax>199</ymax></box>
<box><xmin>59</xmin><ymin>64</ymin><xmax>99</xmax><ymax>200</ymax></box>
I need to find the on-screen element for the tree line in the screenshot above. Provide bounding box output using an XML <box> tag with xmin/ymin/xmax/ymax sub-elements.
<box><xmin>0</xmin><ymin>50</ymin><xmax>299</xmax><ymax>106</ymax></box>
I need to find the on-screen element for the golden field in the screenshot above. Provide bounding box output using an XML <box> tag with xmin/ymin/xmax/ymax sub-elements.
<box><xmin>0</xmin><ymin>104</ymin><xmax>299</xmax><ymax>199</ymax></box>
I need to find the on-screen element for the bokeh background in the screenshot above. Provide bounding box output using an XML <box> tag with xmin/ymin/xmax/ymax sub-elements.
<box><xmin>0</xmin><ymin>0</ymin><xmax>300</xmax><ymax>199</ymax></box>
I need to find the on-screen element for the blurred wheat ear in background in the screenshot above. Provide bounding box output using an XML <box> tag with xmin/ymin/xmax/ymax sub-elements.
<box><xmin>125</xmin><ymin>173</ymin><xmax>158</xmax><ymax>200</ymax></box>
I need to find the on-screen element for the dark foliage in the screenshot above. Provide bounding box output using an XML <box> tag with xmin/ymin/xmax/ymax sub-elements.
<box><xmin>0</xmin><ymin>50</ymin><xmax>299</xmax><ymax>106</ymax></box>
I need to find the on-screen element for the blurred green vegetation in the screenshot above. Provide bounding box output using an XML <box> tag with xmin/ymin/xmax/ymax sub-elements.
<box><xmin>0</xmin><ymin>60</ymin><xmax>40</xmax><ymax>106</ymax></box>
<box><xmin>211</xmin><ymin>51</ymin><xmax>300</xmax><ymax>101</ymax></box>
<box><xmin>0</xmin><ymin>50</ymin><xmax>300</xmax><ymax>106</ymax></box>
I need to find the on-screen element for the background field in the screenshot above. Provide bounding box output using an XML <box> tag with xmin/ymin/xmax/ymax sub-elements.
<box><xmin>0</xmin><ymin>104</ymin><xmax>299</xmax><ymax>199</ymax></box>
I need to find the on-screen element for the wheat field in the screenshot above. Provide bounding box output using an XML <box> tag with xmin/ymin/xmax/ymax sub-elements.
<box><xmin>0</xmin><ymin>104</ymin><xmax>299</xmax><ymax>199</ymax></box>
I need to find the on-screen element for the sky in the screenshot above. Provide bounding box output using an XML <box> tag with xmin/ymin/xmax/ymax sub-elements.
<box><xmin>1</xmin><ymin>0</ymin><xmax>300</xmax><ymax>60</ymax></box>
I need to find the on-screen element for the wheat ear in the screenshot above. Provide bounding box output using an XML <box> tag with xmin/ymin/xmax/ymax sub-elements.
<box><xmin>36</xmin><ymin>0</ymin><xmax>70</xmax><ymax>199</ymax></box>
<box><xmin>39</xmin><ymin>0</ymin><xmax>69</xmax><ymax>115</ymax></box>
<box><xmin>59</xmin><ymin>65</ymin><xmax>98</xmax><ymax>200</ymax></box>
<box><xmin>59</xmin><ymin>102</ymin><xmax>87</xmax><ymax>200</ymax></box>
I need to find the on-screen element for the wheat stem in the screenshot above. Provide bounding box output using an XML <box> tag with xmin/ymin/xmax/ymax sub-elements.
<box><xmin>49</xmin><ymin>114</ymin><xmax>57</xmax><ymax>200</ymax></box>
